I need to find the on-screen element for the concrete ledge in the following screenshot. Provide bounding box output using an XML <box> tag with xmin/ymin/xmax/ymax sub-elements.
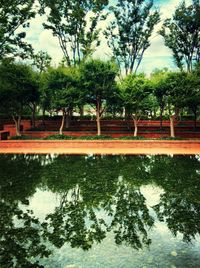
<box><xmin>0</xmin><ymin>140</ymin><xmax>200</xmax><ymax>155</ymax></box>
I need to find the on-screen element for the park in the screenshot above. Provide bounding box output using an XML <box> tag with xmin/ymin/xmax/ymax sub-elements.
<box><xmin>1</xmin><ymin>0</ymin><xmax>200</xmax><ymax>268</ymax></box>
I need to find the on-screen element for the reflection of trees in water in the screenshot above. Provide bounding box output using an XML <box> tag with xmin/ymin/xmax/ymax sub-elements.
<box><xmin>43</xmin><ymin>155</ymin><xmax>154</xmax><ymax>250</ymax></box>
<box><xmin>1</xmin><ymin>154</ymin><xmax>200</xmax><ymax>266</ymax></box>
<box><xmin>0</xmin><ymin>200</ymin><xmax>50</xmax><ymax>268</ymax></box>
<box><xmin>109</xmin><ymin>183</ymin><xmax>154</xmax><ymax>249</ymax></box>
<box><xmin>150</xmin><ymin>155</ymin><xmax>200</xmax><ymax>243</ymax></box>
<box><xmin>0</xmin><ymin>154</ymin><xmax>49</xmax><ymax>268</ymax></box>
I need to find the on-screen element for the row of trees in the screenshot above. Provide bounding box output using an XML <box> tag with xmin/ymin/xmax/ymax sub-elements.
<box><xmin>0</xmin><ymin>59</ymin><xmax>200</xmax><ymax>137</ymax></box>
<box><xmin>1</xmin><ymin>0</ymin><xmax>200</xmax><ymax>73</ymax></box>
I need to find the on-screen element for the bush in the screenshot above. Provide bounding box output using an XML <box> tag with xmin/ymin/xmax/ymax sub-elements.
<box><xmin>159</xmin><ymin>136</ymin><xmax>183</xmax><ymax>140</ymax></box>
<box><xmin>118</xmin><ymin>136</ymin><xmax>146</xmax><ymax>140</ymax></box>
<box><xmin>78</xmin><ymin>135</ymin><xmax>113</xmax><ymax>140</ymax></box>
<box><xmin>44</xmin><ymin>134</ymin><xmax>76</xmax><ymax>140</ymax></box>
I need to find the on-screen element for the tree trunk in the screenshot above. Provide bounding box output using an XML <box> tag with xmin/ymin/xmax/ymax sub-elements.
<box><xmin>59</xmin><ymin>110</ymin><xmax>66</xmax><ymax>135</ymax></box>
<box><xmin>170</xmin><ymin>115</ymin><xmax>175</xmax><ymax>138</ymax></box>
<box><xmin>96</xmin><ymin>110</ymin><xmax>101</xmax><ymax>136</ymax></box>
<box><xmin>160</xmin><ymin>107</ymin><xmax>164</xmax><ymax>130</ymax></box>
<box><xmin>79</xmin><ymin>106</ymin><xmax>84</xmax><ymax>117</ymax></box>
<box><xmin>65</xmin><ymin>111</ymin><xmax>70</xmax><ymax>129</ymax></box>
<box><xmin>193</xmin><ymin>109</ymin><xmax>197</xmax><ymax>131</ymax></box>
<box><xmin>12</xmin><ymin>115</ymin><xmax>21</xmax><ymax>136</ymax></box>
<box><xmin>31</xmin><ymin>103</ymin><xmax>36</xmax><ymax>128</ymax></box>
<box><xmin>96</xmin><ymin>100</ymin><xmax>101</xmax><ymax>136</ymax></box>
<box><xmin>42</xmin><ymin>109</ymin><xmax>46</xmax><ymax>126</ymax></box>
<box><xmin>133</xmin><ymin>115</ymin><xmax>138</xmax><ymax>137</ymax></box>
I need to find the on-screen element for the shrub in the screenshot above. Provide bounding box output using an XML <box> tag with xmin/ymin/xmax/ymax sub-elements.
<box><xmin>78</xmin><ymin>135</ymin><xmax>113</xmax><ymax>140</ymax></box>
<box><xmin>44</xmin><ymin>134</ymin><xmax>75</xmax><ymax>140</ymax></box>
<box><xmin>118</xmin><ymin>136</ymin><xmax>146</xmax><ymax>140</ymax></box>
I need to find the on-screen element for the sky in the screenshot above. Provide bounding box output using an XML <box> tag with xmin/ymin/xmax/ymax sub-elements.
<box><xmin>25</xmin><ymin>0</ymin><xmax>192</xmax><ymax>74</ymax></box>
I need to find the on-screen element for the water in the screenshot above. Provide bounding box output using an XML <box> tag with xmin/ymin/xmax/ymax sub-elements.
<box><xmin>1</xmin><ymin>154</ymin><xmax>200</xmax><ymax>268</ymax></box>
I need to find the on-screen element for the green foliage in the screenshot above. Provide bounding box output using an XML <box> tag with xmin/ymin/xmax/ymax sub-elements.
<box><xmin>81</xmin><ymin>59</ymin><xmax>118</xmax><ymax>105</ymax></box>
<box><xmin>44</xmin><ymin>134</ymin><xmax>76</xmax><ymax>140</ymax></box>
<box><xmin>104</xmin><ymin>0</ymin><xmax>160</xmax><ymax>75</ymax></box>
<box><xmin>0</xmin><ymin>59</ymin><xmax>39</xmax><ymax>117</ymax></box>
<box><xmin>80</xmin><ymin>59</ymin><xmax>119</xmax><ymax>134</ymax></box>
<box><xmin>1</xmin><ymin>153</ymin><xmax>200</xmax><ymax>265</ymax></box>
<box><xmin>159</xmin><ymin>0</ymin><xmax>200</xmax><ymax>72</ymax></box>
<box><xmin>120</xmin><ymin>74</ymin><xmax>152</xmax><ymax>116</ymax></box>
<box><xmin>41</xmin><ymin>66</ymin><xmax>81</xmax><ymax>112</ymax></box>
<box><xmin>0</xmin><ymin>154</ymin><xmax>50</xmax><ymax>267</ymax></box>
<box><xmin>78</xmin><ymin>135</ymin><xmax>112</xmax><ymax>140</ymax></box>
<box><xmin>159</xmin><ymin>136</ymin><xmax>183</xmax><ymax>140</ymax></box>
<box><xmin>32</xmin><ymin>50</ymin><xmax>52</xmax><ymax>73</ymax></box>
<box><xmin>164</xmin><ymin>72</ymin><xmax>189</xmax><ymax>109</ymax></box>
<box><xmin>0</xmin><ymin>0</ymin><xmax>36</xmax><ymax>59</ymax></box>
<box><xmin>118</xmin><ymin>136</ymin><xmax>146</xmax><ymax>140</ymax></box>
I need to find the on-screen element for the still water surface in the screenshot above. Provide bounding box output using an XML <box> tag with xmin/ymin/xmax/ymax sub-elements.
<box><xmin>1</xmin><ymin>154</ymin><xmax>200</xmax><ymax>268</ymax></box>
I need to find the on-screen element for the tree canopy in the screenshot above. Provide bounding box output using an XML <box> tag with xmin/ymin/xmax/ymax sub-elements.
<box><xmin>39</xmin><ymin>0</ymin><xmax>108</xmax><ymax>65</ymax></box>
<box><xmin>104</xmin><ymin>0</ymin><xmax>160</xmax><ymax>75</ymax></box>
<box><xmin>160</xmin><ymin>0</ymin><xmax>200</xmax><ymax>72</ymax></box>
<box><xmin>0</xmin><ymin>0</ymin><xmax>36</xmax><ymax>59</ymax></box>
<box><xmin>80</xmin><ymin>59</ymin><xmax>118</xmax><ymax>135</ymax></box>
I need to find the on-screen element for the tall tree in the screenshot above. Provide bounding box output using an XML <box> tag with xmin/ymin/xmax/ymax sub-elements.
<box><xmin>39</xmin><ymin>0</ymin><xmax>108</xmax><ymax>66</ymax></box>
<box><xmin>80</xmin><ymin>59</ymin><xmax>118</xmax><ymax>136</ymax></box>
<box><xmin>160</xmin><ymin>0</ymin><xmax>200</xmax><ymax>72</ymax></box>
<box><xmin>104</xmin><ymin>0</ymin><xmax>160</xmax><ymax>75</ymax></box>
<box><xmin>0</xmin><ymin>0</ymin><xmax>36</xmax><ymax>59</ymax></box>
<box><xmin>0</xmin><ymin>59</ymin><xmax>38</xmax><ymax>136</ymax></box>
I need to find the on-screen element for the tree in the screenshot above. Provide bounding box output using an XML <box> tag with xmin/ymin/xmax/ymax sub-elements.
<box><xmin>43</xmin><ymin>66</ymin><xmax>81</xmax><ymax>134</ymax></box>
<box><xmin>150</xmin><ymin>68</ymin><xmax>169</xmax><ymax>129</ymax></box>
<box><xmin>159</xmin><ymin>0</ymin><xmax>200</xmax><ymax>72</ymax></box>
<box><xmin>39</xmin><ymin>0</ymin><xmax>108</xmax><ymax>66</ymax></box>
<box><xmin>0</xmin><ymin>60</ymin><xmax>38</xmax><ymax>136</ymax></box>
<box><xmin>104</xmin><ymin>0</ymin><xmax>160</xmax><ymax>75</ymax></box>
<box><xmin>31</xmin><ymin>51</ymin><xmax>52</xmax><ymax>127</ymax></box>
<box><xmin>80</xmin><ymin>59</ymin><xmax>118</xmax><ymax>136</ymax></box>
<box><xmin>0</xmin><ymin>0</ymin><xmax>36</xmax><ymax>59</ymax></box>
<box><xmin>165</xmin><ymin>72</ymin><xmax>188</xmax><ymax>137</ymax></box>
<box><xmin>120</xmin><ymin>74</ymin><xmax>151</xmax><ymax>136</ymax></box>
<box><xmin>184</xmin><ymin>70</ymin><xmax>200</xmax><ymax>129</ymax></box>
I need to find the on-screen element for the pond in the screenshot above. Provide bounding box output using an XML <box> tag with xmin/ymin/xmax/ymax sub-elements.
<box><xmin>0</xmin><ymin>154</ymin><xmax>200</xmax><ymax>268</ymax></box>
